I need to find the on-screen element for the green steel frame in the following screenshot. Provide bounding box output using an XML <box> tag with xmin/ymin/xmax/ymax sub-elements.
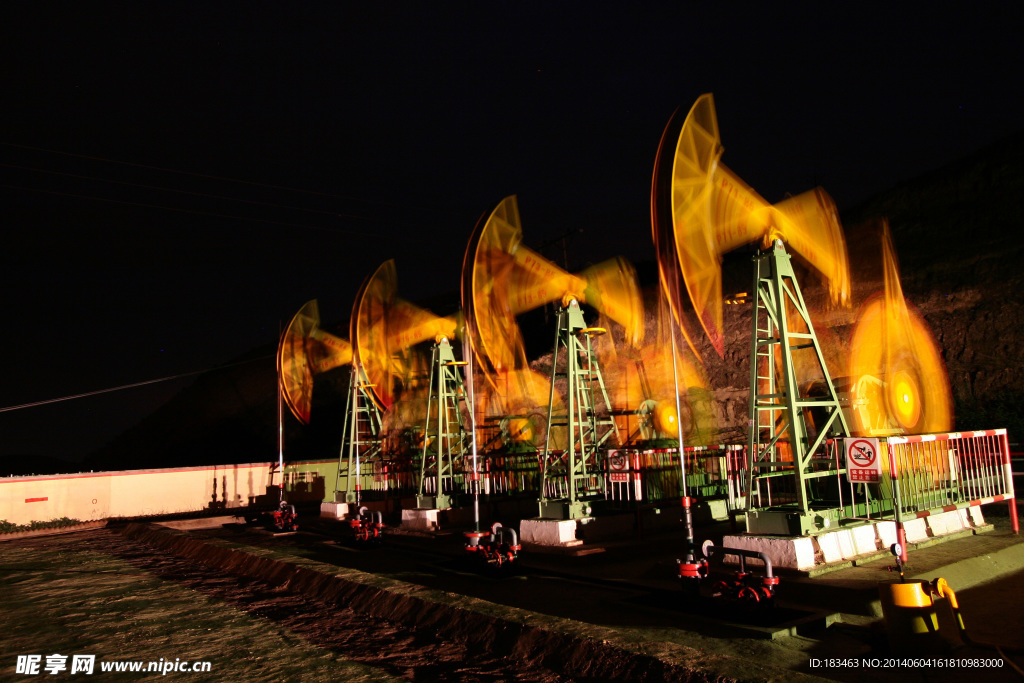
<box><xmin>336</xmin><ymin>363</ymin><xmax>384</xmax><ymax>506</ymax></box>
<box><xmin>539</xmin><ymin>300</ymin><xmax>618</xmax><ymax>519</ymax></box>
<box><xmin>416</xmin><ymin>337</ymin><xmax>470</xmax><ymax>509</ymax></box>
<box><xmin>745</xmin><ymin>240</ymin><xmax>851</xmax><ymax>535</ymax></box>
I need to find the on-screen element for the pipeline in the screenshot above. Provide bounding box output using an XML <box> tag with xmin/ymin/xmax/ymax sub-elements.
<box><xmin>465</xmin><ymin>521</ymin><xmax>521</xmax><ymax>568</ymax></box>
<box><xmin>491</xmin><ymin>521</ymin><xmax>519</xmax><ymax>549</ymax></box>
<box><xmin>703</xmin><ymin>545</ymin><xmax>776</xmax><ymax>582</ymax></box>
<box><xmin>678</xmin><ymin>537</ymin><xmax>779</xmax><ymax>607</ymax></box>
<box><xmin>350</xmin><ymin>505</ymin><xmax>385</xmax><ymax>543</ymax></box>
<box><xmin>702</xmin><ymin>541</ymin><xmax>779</xmax><ymax>606</ymax></box>
<box><xmin>270</xmin><ymin>501</ymin><xmax>299</xmax><ymax>533</ymax></box>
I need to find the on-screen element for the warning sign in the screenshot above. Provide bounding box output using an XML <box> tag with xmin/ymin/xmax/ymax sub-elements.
<box><xmin>608</xmin><ymin>450</ymin><xmax>629</xmax><ymax>483</ymax></box>
<box><xmin>845</xmin><ymin>437</ymin><xmax>881</xmax><ymax>483</ymax></box>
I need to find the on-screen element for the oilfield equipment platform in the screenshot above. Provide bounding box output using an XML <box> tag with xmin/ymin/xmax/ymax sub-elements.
<box><xmin>268</xmin><ymin>93</ymin><xmax>1015</xmax><ymax>573</ymax></box>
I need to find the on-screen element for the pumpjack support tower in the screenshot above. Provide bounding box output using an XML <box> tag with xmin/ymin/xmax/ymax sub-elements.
<box><xmin>651</xmin><ymin>93</ymin><xmax>853</xmax><ymax>537</ymax></box>
<box><xmin>538</xmin><ymin>299</ymin><xmax>618</xmax><ymax>519</ymax></box>
<box><xmin>461</xmin><ymin>195</ymin><xmax>644</xmax><ymax>521</ymax></box>
<box><xmin>745</xmin><ymin>239</ymin><xmax>850</xmax><ymax>535</ymax></box>
<box><xmin>416</xmin><ymin>335</ymin><xmax>471</xmax><ymax>509</ymax></box>
<box><xmin>337</xmin><ymin>364</ymin><xmax>384</xmax><ymax>506</ymax></box>
<box><xmin>346</xmin><ymin>259</ymin><xmax>460</xmax><ymax>511</ymax></box>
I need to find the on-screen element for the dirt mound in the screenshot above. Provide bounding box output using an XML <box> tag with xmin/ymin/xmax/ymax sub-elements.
<box><xmin>120</xmin><ymin>523</ymin><xmax>770</xmax><ymax>681</ymax></box>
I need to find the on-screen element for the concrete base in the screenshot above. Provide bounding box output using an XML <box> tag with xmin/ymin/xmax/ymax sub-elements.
<box><xmin>320</xmin><ymin>502</ymin><xmax>354</xmax><ymax>520</ymax></box>
<box><xmin>876</xmin><ymin>520</ymin><xmax>899</xmax><ymax>549</ymax></box>
<box><xmin>401</xmin><ymin>508</ymin><xmax>444</xmax><ymax>531</ymax></box>
<box><xmin>415</xmin><ymin>494</ymin><xmax>453</xmax><ymax>510</ymax></box>
<box><xmin>520</xmin><ymin>518</ymin><xmax>584</xmax><ymax>547</ymax></box>
<box><xmin>721</xmin><ymin>534</ymin><xmax>818</xmax><ymax>571</ymax></box>
<box><xmin>724</xmin><ymin>509</ymin><xmax>987</xmax><ymax>571</ymax></box>
<box><xmin>699</xmin><ymin>498</ymin><xmax>731</xmax><ymax>522</ymax></box>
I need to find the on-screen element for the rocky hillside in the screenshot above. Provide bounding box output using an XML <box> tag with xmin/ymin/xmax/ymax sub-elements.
<box><xmin>700</xmin><ymin>131</ymin><xmax>1024</xmax><ymax>443</ymax></box>
<box><xmin>845</xmin><ymin>131</ymin><xmax>1024</xmax><ymax>439</ymax></box>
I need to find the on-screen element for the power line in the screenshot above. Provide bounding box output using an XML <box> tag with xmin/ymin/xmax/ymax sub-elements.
<box><xmin>0</xmin><ymin>355</ymin><xmax>273</xmax><ymax>414</ymax></box>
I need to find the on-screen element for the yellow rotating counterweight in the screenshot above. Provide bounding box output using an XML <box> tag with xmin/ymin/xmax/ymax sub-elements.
<box><xmin>277</xmin><ymin>299</ymin><xmax>352</xmax><ymax>424</ymax></box>
<box><xmin>352</xmin><ymin>260</ymin><xmax>459</xmax><ymax>411</ymax></box>
<box><xmin>596</xmin><ymin>297</ymin><xmax>716</xmax><ymax>445</ymax></box>
<box><xmin>849</xmin><ymin>221</ymin><xmax>952</xmax><ymax>435</ymax></box>
<box><xmin>462</xmin><ymin>195</ymin><xmax>644</xmax><ymax>392</ymax></box>
<box><xmin>652</xmin><ymin>94</ymin><xmax>850</xmax><ymax>357</ymax></box>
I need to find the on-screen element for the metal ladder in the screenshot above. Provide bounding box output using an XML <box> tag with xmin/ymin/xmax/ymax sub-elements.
<box><xmin>745</xmin><ymin>240</ymin><xmax>849</xmax><ymax>534</ymax></box>
<box><xmin>337</xmin><ymin>364</ymin><xmax>384</xmax><ymax>506</ymax></box>
<box><xmin>417</xmin><ymin>337</ymin><xmax>470</xmax><ymax>509</ymax></box>
<box><xmin>540</xmin><ymin>300</ymin><xmax>618</xmax><ymax>519</ymax></box>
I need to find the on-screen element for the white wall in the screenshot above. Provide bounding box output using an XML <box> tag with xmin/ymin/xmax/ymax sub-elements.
<box><xmin>1</xmin><ymin>462</ymin><xmax>275</xmax><ymax>526</ymax></box>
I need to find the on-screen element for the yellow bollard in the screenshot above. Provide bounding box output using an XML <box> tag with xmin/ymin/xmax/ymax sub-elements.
<box><xmin>878</xmin><ymin>580</ymin><xmax>947</xmax><ymax>655</ymax></box>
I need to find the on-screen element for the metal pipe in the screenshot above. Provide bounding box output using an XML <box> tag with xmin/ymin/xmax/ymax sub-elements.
<box><xmin>682</xmin><ymin>495</ymin><xmax>696</xmax><ymax>564</ymax></box>
<box><xmin>670</xmin><ymin>319</ymin><xmax>687</xmax><ymax>497</ymax></box>
<box><xmin>668</xmin><ymin>313</ymin><xmax>696</xmax><ymax>566</ymax></box>
<box><xmin>352</xmin><ymin>366</ymin><xmax>362</xmax><ymax>507</ymax></box>
<box><xmin>1001</xmin><ymin>430</ymin><xmax>1019</xmax><ymax>534</ymax></box>
<box><xmin>888</xmin><ymin>440</ymin><xmax>909</xmax><ymax>563</ymax></box>
<box><xmin>705</xmin><ymin>544</ymin><xmax>775</xmax><ymax>579</ymax></box>
<box><xmin>489</xmin><ymin>522</ymin><xmax>519</xmax><ymax>549</ymax></box>
<box><xmin>277</xmin><ymin>321</ymin><xmax>284</xmax><ymax>502</ymax></box>
<box><xmin>463</xmin><ymin>334</ymin><xmax>480</xmax><ymax>532</ymax></box>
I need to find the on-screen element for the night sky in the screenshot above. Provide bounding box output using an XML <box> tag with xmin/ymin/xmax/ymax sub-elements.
<box><xmin>2</xmin><ymin>3</ymin><xmax>1022</xmax><ymax>465</ymax></box>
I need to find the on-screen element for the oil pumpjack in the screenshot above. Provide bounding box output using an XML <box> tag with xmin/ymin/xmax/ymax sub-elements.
<box><xmin>348</xmin><ymin>260</ymin><xmax>464</xmax><ymax>513</ymax></box>
<box><xmin>657</xmin><ymin>95</ymin><xmax>953</xmax><ymax>544</ymax></box>
<box><xmin>276</xmin><ymin>298</ymin><xmax>386</xmax><ymax>538</ymax></box>
<box><xmin>653</xmin><ymin>93</ymin><xmax>853</xmax><ymax>599</ymax></box>
<box><xmin>462</xmin><ymin>195</ymin><xmax>645</xmax><ymax>520</ymax></box>
<box><xmin>277</xmin><ymin>299</ymin><xmax>353</xmax><ymax>531</ymax></box>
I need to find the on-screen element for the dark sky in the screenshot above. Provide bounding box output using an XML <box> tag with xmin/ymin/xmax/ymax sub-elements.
<box><xmin>2</xmin><ymin>3</ymin><xmax>1022</xmax><ymax>464</ymax></box>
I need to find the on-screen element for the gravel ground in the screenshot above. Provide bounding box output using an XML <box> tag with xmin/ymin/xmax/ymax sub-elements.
<box><xmin>2</xmin><ymin>529</ymin><xmax>570</xmax><ymax>682</ymax></box>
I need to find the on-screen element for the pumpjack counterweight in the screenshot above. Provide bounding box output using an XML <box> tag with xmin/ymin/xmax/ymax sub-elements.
<box><xmin>416</xmin><ymin>337</ymin><xmax>470</xmax><ymax>509</ymax></box>
<box><xmin>539</xmin><ymin>300</ymin><xmax>618</xmax><ymax>519</ymax></box>
<box><xmin>745</xmin><ymin>240</ymin><xmax>850</xmax><ymax>535</ymax></box>
<box><xmin>337</xmin><ymin>364</ymin><xmax>384</xmax><ymax>506</ymax></box>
